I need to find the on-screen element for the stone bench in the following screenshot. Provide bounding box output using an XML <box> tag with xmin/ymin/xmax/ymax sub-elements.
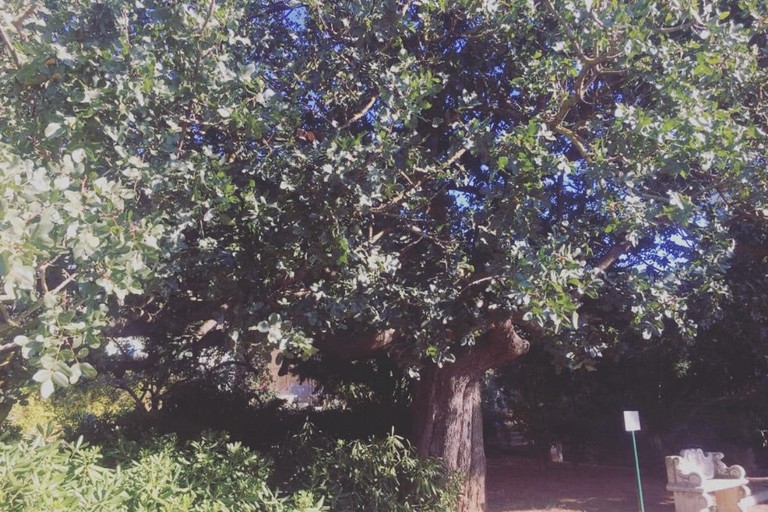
<box><xmin>666</xmin><ymin>448</ymin><xmax>751</xmax><ymax>512</ymax></box>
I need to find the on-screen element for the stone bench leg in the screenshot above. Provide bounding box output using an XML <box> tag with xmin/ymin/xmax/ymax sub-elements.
<box><xmin>671</xmin><ymin>490</ymin><xmax>714</xmax><ymax>512</ymax></box>
<box><xmin>713</xmin><ymin>486</ymin><xmax>749</xmax><ymax>512</ymax></box>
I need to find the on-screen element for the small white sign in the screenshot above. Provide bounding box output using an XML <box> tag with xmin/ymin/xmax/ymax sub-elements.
<box><xmin>624</xmin><ymin>410</ymin><xmax>641</xmax><ymax>432</ymax></box>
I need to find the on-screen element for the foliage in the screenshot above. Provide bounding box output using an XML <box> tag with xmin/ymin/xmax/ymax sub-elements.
<box><xmin>4</xmin><ymin>372</ymin><xmax>409</xmax><ymax>454</ymax></box>
<box><xmin>0</xmin><ymin>0</ymin><xmax>169</xmax><ymax>406</ymax></box>
<box><xmin>5</xmin><ymin>378</ymin><xmax>134</xmax><ymax>440</ymax></box>
<box><xmin>487</xmin><ymin>200</ymin><xmax>768</xmax><ymax>464</ymax></box>
<box><xmin>490</xmin><ymin>306</ymin><xmax>768</xmax><ymax>466</ymax></box>
<box><xmin>275</xmin><ymin>424</ymin><xmax>461</xmax><ymax>512</ymax></box>
<box><xmin>0</xmin><ymin>428</ymin><xmax>458</xmax><ymax>512</ymax></box>
<box><xmin>0</xmin><ymin>433</ymin><xmax>324</xmax><ymax>512</ymax></box>
<box><xmin>2</xmin><ymin>1</ymin><xmax>768</xmax><ymax>506</ymax></box>
<box><xmin>2</xmin><ymin>1</ymin><xmax>765</xmax><ymax>404</ymax></box>
<box><xmin>1</xmin><ymin>0</ymin><xmax>766</xmax><ymax>395</ymax></box>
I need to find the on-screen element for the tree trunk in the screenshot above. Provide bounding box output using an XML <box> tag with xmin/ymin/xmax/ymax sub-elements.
<box><xmin>412</xmin><ymin>319</ymin><xmax>531</xmax><ymax>512</ymax></box>
<box><xmin>413</xmin><ymin>365</ymin><xmax>487</xmax><ymax>512</ymax></box>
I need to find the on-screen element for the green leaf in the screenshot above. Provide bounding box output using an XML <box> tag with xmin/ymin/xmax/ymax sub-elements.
<box><xmin>32</xmin><ymin>369</ymin><xmax>52</xmax><ymax>383</ymax></box>
<box><xmin>71</xmin><ymin>148</ymin><xmax>86</xmax><ymax>163</ymax></box>
<box><xmin>40</xmin><ymin>379</ymin><xmax>55</xmax><ymax>399</ymax></box>
<box><xmin>69</xmin><ymin>363</ymin><xmax>82</xmax><ymax>384</ymax></box>
<box><xmin>238</xmin><ymin>62</ymin><xmax>256</xmax><ymax>82</ymax></box>
<box><xmin>51</xmin><ymin>371</ymin><xmax>70</xmax><ymax>388</ymax></box>
<box><xmin>44</xmin><ymin>122</ymin><xmax>63</xmax><ymax>138</ymax></box>
<box><xmin>40</xmin><ymin>355</ymin><xmax>56</xmax><ymax>370</ymax></box>
<box><xmin>43</xmin><ymin>292</ymin><xmax>57</xmax><ymax>308</ymax></box>
<box><xmin>79</xmin><ymin>362</ymin><xmax>98</xmax><ymax>379</ymax></box>
<box><xmin>9</xmin><ymin>263</ymin><xmax>35</xmax><ymax>289</ymax></box>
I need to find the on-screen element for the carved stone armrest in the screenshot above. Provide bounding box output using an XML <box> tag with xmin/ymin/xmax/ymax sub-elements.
<box><xmin>675</xmin><ymin>469</ymin><xmax>705</xmax><ymax>488</ymax></box>
<box><xmin>712</xmin><ymin>451</ymin><xmax>746</xmax><ymax>479</ymax></box>
<box><xmin>720</xmin><ymin>464</ymin><xmax>746</xmax><ymax>479</ymax></box>
<box><xmin>666</xmin><ymin>454</ymin><xmax>708</xmax><ymax>488</ymax></box>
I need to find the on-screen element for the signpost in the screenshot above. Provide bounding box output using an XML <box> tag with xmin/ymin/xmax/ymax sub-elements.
<box><xmin>624</xmin><ymin>410</ymin><xmax>646</xmax><ymax>512</ymax></box>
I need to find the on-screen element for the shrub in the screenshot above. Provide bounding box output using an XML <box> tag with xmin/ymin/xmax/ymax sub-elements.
<box><xmin>5</xmin><ymin>379</ymin><xmax>135</xmax><ymax>442</ymax></box>
<box><xmin>0</xmin><ymin>433</ymin><xmax>326</xmax><ymax>512</ymax></box>
<box><xmin>276</xmin><ymin>424</ymin><xmax>460</xmax><ymax>512</ymax></box>
<box><xmin>0</xmin><ymin>428</ymin><xmax>458</xmax><ymax>512</ymax></box>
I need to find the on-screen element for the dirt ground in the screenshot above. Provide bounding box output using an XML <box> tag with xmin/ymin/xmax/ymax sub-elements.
<box><xmin>486</xmin><ymin>455</ymin><xmax>768</xmax><ymax>512</ymax></box>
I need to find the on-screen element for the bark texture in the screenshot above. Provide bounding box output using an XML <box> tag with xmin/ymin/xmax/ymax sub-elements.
<box><xmin>412</xmin><ymin>319</ymin><xmax>530</xmax><ymax>512</ymax></box>
<box><xmin>413</xmin><ymin>366</ymin><xmax>486</xmax><ymax>512</ymax></box>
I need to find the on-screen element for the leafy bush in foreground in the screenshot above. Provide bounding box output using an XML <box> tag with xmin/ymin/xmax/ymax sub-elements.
<box><xmin>0</xmin><ymin>430</ymin><xmax>459</xmax><ymax>512</ymax></box>
<box><xmin>0</xmin><ymin>434</ymin><xmax>323</xmax><ymax>512</ymax></box>
<box><xmin>277</xmin><ymin>425</ymin><xmax>460</xmax><ymax>512</ymax></box>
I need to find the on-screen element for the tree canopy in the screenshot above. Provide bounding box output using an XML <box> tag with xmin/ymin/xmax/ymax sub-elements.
<box><xmin>2</xmin><ymin>1</ymin><xmax>767</xmax><ymax>510</ymax></box>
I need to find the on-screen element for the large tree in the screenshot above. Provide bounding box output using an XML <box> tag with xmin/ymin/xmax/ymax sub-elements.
<box><xmin>2</xmin><ymin>1</ymin><xmax>767</xmax><ymax>510</ymax></box>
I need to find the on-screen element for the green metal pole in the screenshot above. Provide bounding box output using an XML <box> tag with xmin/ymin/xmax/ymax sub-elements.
<box><xmin>631</xmin><ymin>430</ymin><xmax>646</xmax><ymax>512</ymax></box>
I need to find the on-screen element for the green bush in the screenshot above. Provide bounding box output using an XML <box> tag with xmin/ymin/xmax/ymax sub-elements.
<box><xmin>276</xmin><ymin>425</ymin><xmax>460</xmax><ymax>512</ymax></box>
<box><xmin>0</xmin><ymin>433</ymin><xmax>326</xmax><ymax>512</ymax></box>
<box><xmin>5</xmin><ymin>379</ymin><xmax>135</xmax><ymax>442</ymax></box>
<box><xmin>0</xmin><ymin>428</ymin><xmax>458</xmax><ymax>512</ymax></box>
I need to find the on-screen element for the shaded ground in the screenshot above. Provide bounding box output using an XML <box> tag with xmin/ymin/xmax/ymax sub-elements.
<box><xmin>487</xmin><ymin>455</ymin><xmax>768</xmax><ymax>512</ymax></box>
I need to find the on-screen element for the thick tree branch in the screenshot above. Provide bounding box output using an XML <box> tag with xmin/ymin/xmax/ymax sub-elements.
<box><xmin>553</xmin><ymin>124</ymin><xmax>591</xmax><ymax>162</ymax></box>
<box><xmin>480</xmin><ymin>318</ymin><xmax>531</xmax><ymax>363</ymax></box>
<box><xmin>199</xmin><ymin>0</ymin><xmax>216</xmax><ymax>34</ymax></box>
<box><xmin>544</xmin><ymin>63</ymin><xmax>603</xmax><ymax>162</ymax></box>
<box><xmin>12</xmin><ymin>4</ymin><xmax>37</xmax><ymax>41</ymax></box>
<box><xmin>106</xmin><ymin>376</ymin><xmax>148</xmax><ymax>413</ymax></box>
<box><xmin>339</xmin><ymin>95</ymin><xmax>378</xmax><ymax>130</ymax></box>
<box><xmin>540</xmin><ymin>7</ymin><xmax>627</xmax><ymax>165</ymax></box>
<box><xmin>14</xmin><ymin>5</ymin><xmax>37</xmax><ymax>25</ymax></box>
<box><xmin>548</xmin><ymin>64</ymin><xmax>598</xmax><ymax>127</ymax></box>
<box><xmin>121</xmin><ymin>9</ymin><xmax>131</xmax><ymax>46</ymax></box>
<box><xmin>317</xmin><ymin>328</ymin><xmax>396</xmax><ymax>360</ymax></box>
<box><xmin>0</xmin><ymin>23</ymin><xmax>20</xmax><ymax>68</ymax></box>
<box><xmin>734</xmin><ymin>243</ymin><xmax>768</xmax><ymax>261</ymax></box>
<box><xmin>510</xmin><ymin>311</ymin><xmax>546</xmax><ymax>339</ymax></box>
<box><xmin>442</xmin><ymin>318</ymin><xmax>532</xmax><ymax>378</ymax></box>
<box><xmin>204</xmin><ymin>359</ymin><xmax>261</xmax><ymax>376</ymax></box>
<box><xmin>593</xmin><ymin>240</ymin><xmax>632</xmax><ymax>272</ymax></box>
<box><xmin>457</xmin><ymin>276</ymin><xmax>497</xmax><ymax>297</ymax></box>
<box><xmin>0</xmin><ymin>302</ymin><xmax>19</xmax><ymax>327</ymax></box>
